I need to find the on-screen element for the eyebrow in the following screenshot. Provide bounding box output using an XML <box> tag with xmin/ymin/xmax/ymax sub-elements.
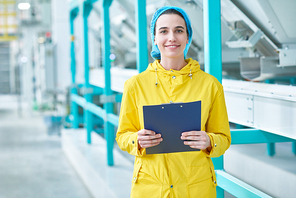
<box><xmin>158</xmin><ymin>26</ymin><xmax>185</xmax><ymax>30</ymax></box>
<box><xmin>175</xmin><ymin>26</ymin><xmax>185</xmax><ymax>29</ymax></box>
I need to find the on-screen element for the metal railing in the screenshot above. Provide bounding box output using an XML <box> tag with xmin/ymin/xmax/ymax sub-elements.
<box><xmin>68</xmin><ymin>0</ymin><xmax>284</xmax><ymax>197</ymax></box>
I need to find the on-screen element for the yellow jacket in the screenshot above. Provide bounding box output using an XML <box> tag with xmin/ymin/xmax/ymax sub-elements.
<box><xmin>116</xmin><ymin>58</ymin><xmax>231</xmax><ymax>198</ymax></box>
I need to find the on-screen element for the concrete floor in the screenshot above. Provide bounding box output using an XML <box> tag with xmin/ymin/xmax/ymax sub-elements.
<box><xmin>0</xmin><ymin>96</ymin><xmax>92</xmax><ymax>198</ymax></box>
<box><xmin>2</xmin><ymin>94</ymin><xmax>294</xmax><ymax>198</ymax></box>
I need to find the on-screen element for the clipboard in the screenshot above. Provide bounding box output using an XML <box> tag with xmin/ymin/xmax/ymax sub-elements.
<box><xmin>143</xmin><ymin>101</ymin><xmax>201</xmax><ymax>154</ymax></box>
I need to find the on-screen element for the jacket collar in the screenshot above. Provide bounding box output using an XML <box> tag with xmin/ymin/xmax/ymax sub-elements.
<box><xmin>147</xmin><ymin>58</ymin><xmax>201</xmax><ymax>76</ymax></box>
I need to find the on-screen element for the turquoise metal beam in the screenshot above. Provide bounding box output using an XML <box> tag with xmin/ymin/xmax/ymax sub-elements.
<box><xmin>212</xmin><ymin>156</ymin><xmax>224</xmax><ymax>170</ymax></box>
<box><xmin>107</xmin><ymin>113</ymin><xmax>119</xmax><ymax>127</ymax></box>
<box><xmin>267</xmin><ymin>143</ymin><xmax>275</xmax><ymax>156</ymax></box>
<box><xmin>216</xmin><ymin>170</ymin><xmax>272</xmax><ymax>198</ymax></box>
<box><xmin>236</xmin><ymin>124</ymin><xmax>245</xmax><ymax>129</ymax></box>
<box><xmin>72</xmin><ymin>94</ymin><xmax>108</xmax><ymax>120</ymax></box>
<box><xmin>290</xmin><ymin>78</ymin><xmax>295</xmax><ymax>154</ymax></box>
<box><xmin>135</xmin><ymin>0</ymin><xmax>148</xmax><ymax>73</ymax></box>
<box><xmin>115</xmin><ymin>94</ymin><xmax>122</xmax><ymax>102</ymax></box>
<box><xmin>82</xmin><ymin>1</ymin><xmax>93</xmax><ymax>144</ymax></box>
<box><xmin>92</xmin><ymin>86</ymin><xmax>104</xmax><ymax>95</ymax></box>
<box><xmin>69</xmin><ymin>0</ymin><xmax>79</xmax><ymax>12</ymax></box>
<box><xmin>101</xmin><ymin>0</ymin><xmax>114</xmax><ymax>166</ymax></box>
<box><xmin>231</xmin><ymin>129</ymin><xmax>295</xmax><ymax>144</ymax></box>
<box><xmin>86</xmin><ymin>102</ymin><xmax>106</xmax><ymax>119</ymax></box>
<box><xmin>70</xmin><ymin>9</ymin><xmax>79</xmax><ymax>129</ymax></box>
<box><xmin>203</xmin><ymin>0</ymin><xmax>222</xmax><ymax>82</ymax></box>
<box><xmin>71</xmin><ymin>94</ymin><xmax>86</xmax><ymax>108</ymax></box>
<box><xmin>69</xmin><ymin>0</ymin><xmax>99</xmax><ymax>12</ymax></box>
<box><xmin>72</xmin><ymin>94</ymin><xmax>119</xmax><ymax>129</ymax></box>
<box><xmin>89</xmin><ymin>0</ymin><xmax>99</xmax><ymax>4</ymax></box>
<box><xmin>203</xmin><ymin>0</ymin><xmax>223</xmax><ymax>196</ymax></box>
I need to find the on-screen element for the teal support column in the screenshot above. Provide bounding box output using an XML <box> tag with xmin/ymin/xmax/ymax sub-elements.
<box><xmin>265</xmin><ymin>80</ymin><xmax>276</xmax><ymax>156</ymax></box>
<box><xmin>82</xmin><ymin>2</ymin><xmax>93</xmax><ymax>144</ymax></box>
<box><xmin>292</xmin><ymin>142</ymin><xmax>296</xmax><ymax>155</ymax></box>
<box><xmin>136</xmin><ymin>0</ymin><xmax>148</xmax><ymax>73</ymax></box>
<box><xmin>265</xmin><ymin>79</ymin><xmax>275</xmax><ymax>84</ymax></box>
<box><xmin>101</xmin><ymin>0</ymin><xmax>114</xmax><ymax>166</ymax></box>
<box><xmin>203</xmin><ymin>0</ymin><xmax>222</xmax><ymax>83</ymax></box>
<box><xmin>267</xmin><ymin>143</ymin><xmax>275</xmax><ymax>156</ymax></box>
<box><xmin>70</xmin><ymin>8</ymin><xmax>79</xmax><ymax>129</ymax></box>
<box><xmin>203</xmin><ymin>0</ymin><xmax>223</xmax><ymax>197</ymax></box>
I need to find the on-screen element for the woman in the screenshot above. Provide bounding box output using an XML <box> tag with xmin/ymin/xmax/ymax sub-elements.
<box><xmin>116</xmin><ymin>6</ymin><xmax>231</xmax><ymax>198</ymax></box>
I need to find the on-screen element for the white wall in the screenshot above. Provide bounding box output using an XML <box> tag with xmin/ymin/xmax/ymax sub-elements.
<box><xmin>51</xmin><ymin>0</ymin><xmax>71</xmax><ymax>90</ymax></box>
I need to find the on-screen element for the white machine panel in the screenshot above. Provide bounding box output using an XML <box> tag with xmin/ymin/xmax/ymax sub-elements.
<box><xmin>225</xmin><ymin>92</ymin><xmax>254</xmax><ymax>127</ymax></box>
<box><xmin>253</xmin><ymin>96</ymin><xmax>296</xmax><ymax>140</ymax></box>
<box><xmin>223</xmin><ymin>79</ymin><xmax>296</xmax><ymax>140</ymax></box>
<box><xmin>89</xmin><ymin>67</ymin><xmax>138</xmax><ymax>93</ymax></box>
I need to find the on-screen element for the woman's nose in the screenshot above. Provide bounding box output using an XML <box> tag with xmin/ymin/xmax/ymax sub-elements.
<box><xmin>168</xmin><ymin>32</ymin><xmax>176</xmax><ymax>42</ymax></box>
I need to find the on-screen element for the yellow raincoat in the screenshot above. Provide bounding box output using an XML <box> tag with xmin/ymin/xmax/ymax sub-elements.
<box><xmin>116</xmin><ymin>58</ymin><xmax>231</xmax><ymax>198</ymax></box>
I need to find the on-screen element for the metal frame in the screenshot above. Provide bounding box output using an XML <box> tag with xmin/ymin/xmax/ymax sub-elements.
<box><xmin>136</xmin><ymin>0</ymin><xmax>148</xmax><ymax>73</ymax></box>
<box><xmin>216</xmin><ymin>170</ymin><xmax>272</xmax><ymax>198</ymax></box>
<box><xmin>82</xmin><ymin>1</ymin><xmax>94</xmax><ymax>144</ymax></box>
<box><xmin>203</xmin><ymin>0</ymin><xmax>224</xmax><ymax>196</ymax></box>
<box><xmin>101</xmin><ymin>0</ymin><xmax>114</xmax><ymax>165</ymax></box>
<box><xmin>202</xmin><ymin>0</ymin><xmax>291</xmax><ymax>197</ymax></box>
<box><xmin>68</xmin><ymin>0</ymin><xmax>290</xmax><ymax>197</ymax></box>
<box><xmin>70</xmin><ymin>8</ymin><xmax>79</xmax><ymax>129</ymax></box>
<box><xmin>69</xmin><ymin>0</ymin><xmax>148</xmax><ymax>166</ymax></box>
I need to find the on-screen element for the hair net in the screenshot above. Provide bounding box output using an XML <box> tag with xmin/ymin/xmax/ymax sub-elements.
<box><xmin>150</xmin><ymin>6</ymin><xmax>193</xmax><ymax>60</ymax></box>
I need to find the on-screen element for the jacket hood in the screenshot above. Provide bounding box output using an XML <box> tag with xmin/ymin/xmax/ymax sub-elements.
<box><xmin>147</xmin><ymin>58</ymin><xmax>200</xmax><ymax>74</ymax></box>
<box><xmin>146</xmin><ymin>58</ymin><xmax>201</xmax><ymax>87</ymax></box>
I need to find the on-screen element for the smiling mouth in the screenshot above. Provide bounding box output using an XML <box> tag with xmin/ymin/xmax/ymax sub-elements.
<box><xmin>165</xmin><ymin>45</ymin><xmax>180</xmax><ymax>48</ymax></box>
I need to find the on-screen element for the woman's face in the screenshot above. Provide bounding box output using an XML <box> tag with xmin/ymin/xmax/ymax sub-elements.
<box><xmin>154</xmin><ymin>13</ymin><xmax>188</xmax><ymax>60</ymax></box>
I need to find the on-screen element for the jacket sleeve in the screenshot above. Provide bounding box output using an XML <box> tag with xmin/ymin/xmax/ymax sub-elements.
<box><xmin>115</xmin><ymin>79</ymin><xmax>145</xmax><ymax>157</ymax></box>
<box><xmin>203</xmin><ymin>85</ymin><xmax>231</xmax><ymax>158</ymax></box>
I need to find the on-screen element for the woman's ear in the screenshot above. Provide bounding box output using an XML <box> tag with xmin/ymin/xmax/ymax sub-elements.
<box><xmin>186</xmin><ymin>37</ymin><xmax>189</xmax><ymax>44</ymax></box>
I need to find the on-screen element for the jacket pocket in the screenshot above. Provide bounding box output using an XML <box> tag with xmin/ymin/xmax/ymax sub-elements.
<box><xmin>186</xmin><ymin>166</ymin><xmax>212</xmax><ymax>185</ymax></box>
<box><xmin>132</xmin><ymin>163</ymin><xmax>142</xmax><ymax>183</ymax></box>
<box><xmin>131</xmin><ymin>164</ymin><xmax>163</xmax><ymax>198</ymax></box>
<box><xmin>187</xmin><ymin>177</ymin><xmax>216</xmax><ymax>198</ymax></box>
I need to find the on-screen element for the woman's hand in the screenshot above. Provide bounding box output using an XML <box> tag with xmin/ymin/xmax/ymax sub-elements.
<box><xmin>181</xmin><ymin>131</ymin><xmax>212</xmax><ymax>150</ymax></box>
<box><xmin>137</xmin><ymin>129</ymin><xmax>163</xmax><ymax>149</ymax></box>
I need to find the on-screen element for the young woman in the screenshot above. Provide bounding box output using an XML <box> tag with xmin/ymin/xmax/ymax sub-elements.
<box><xmin>116</xmin><ymin>6</ymin><xmax>231</xmax><ymax>198</ymax></box>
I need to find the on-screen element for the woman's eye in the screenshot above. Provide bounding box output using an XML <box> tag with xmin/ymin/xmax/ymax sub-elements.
<box><xmin>176</xmin><ymin>29</ymin><xmax>183</xmax><ymax>33</ymax></box>
<box><xmin>160</xmin><ymin>30</ymin><xmax>167</xmax><ymax>34</ymax></box>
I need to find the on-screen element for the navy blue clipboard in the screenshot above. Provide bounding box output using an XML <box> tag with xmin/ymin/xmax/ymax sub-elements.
<box><xmin>143</xmin><ymin>101</ymin><xmax>201</xmax><ymax>154</ymax></box>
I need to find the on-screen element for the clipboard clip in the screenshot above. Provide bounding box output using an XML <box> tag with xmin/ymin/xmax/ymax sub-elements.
<box><xmin>160</xmin><ymin>102</ymin><xmax>184</xmax><ymax>109</ymax></box>
<box><xmin>161</xmin><ymin>102</ymin><xmax>183</xmax><ymax>105</ymax></box>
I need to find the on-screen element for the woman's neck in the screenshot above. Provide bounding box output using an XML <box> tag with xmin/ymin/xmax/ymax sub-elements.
<box><xmin>160</xmin><ymin>57</ymin><xmax>187</xmax><ymax>71</ymax></box>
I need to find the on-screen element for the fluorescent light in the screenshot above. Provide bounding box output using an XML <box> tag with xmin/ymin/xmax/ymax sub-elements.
<box><xmin>21</xmin><ymin>56</ymin><xmax>28</xmax><ymax>63</ymax></box>
<box><xmin>18</xmin><ymin>3</ymin><xmax>31</xmax><ymax>10</ymax></box>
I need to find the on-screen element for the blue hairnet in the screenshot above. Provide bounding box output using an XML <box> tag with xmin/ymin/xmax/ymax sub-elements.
<box><xmin>150</xmin><ymin>6</ymin><xmax>193</xmax><ymax>60</ymax></box>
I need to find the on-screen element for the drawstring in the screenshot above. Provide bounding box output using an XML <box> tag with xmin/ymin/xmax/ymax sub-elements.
<box><xmin>189</xmin><ymin>69</ymin><xmax>192</xmax><ymax>79</ymax></box>
<box><xmin>155</xmin><ymin>68</ymin><xmax>158</xmax><ymax>87</ymax></box>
